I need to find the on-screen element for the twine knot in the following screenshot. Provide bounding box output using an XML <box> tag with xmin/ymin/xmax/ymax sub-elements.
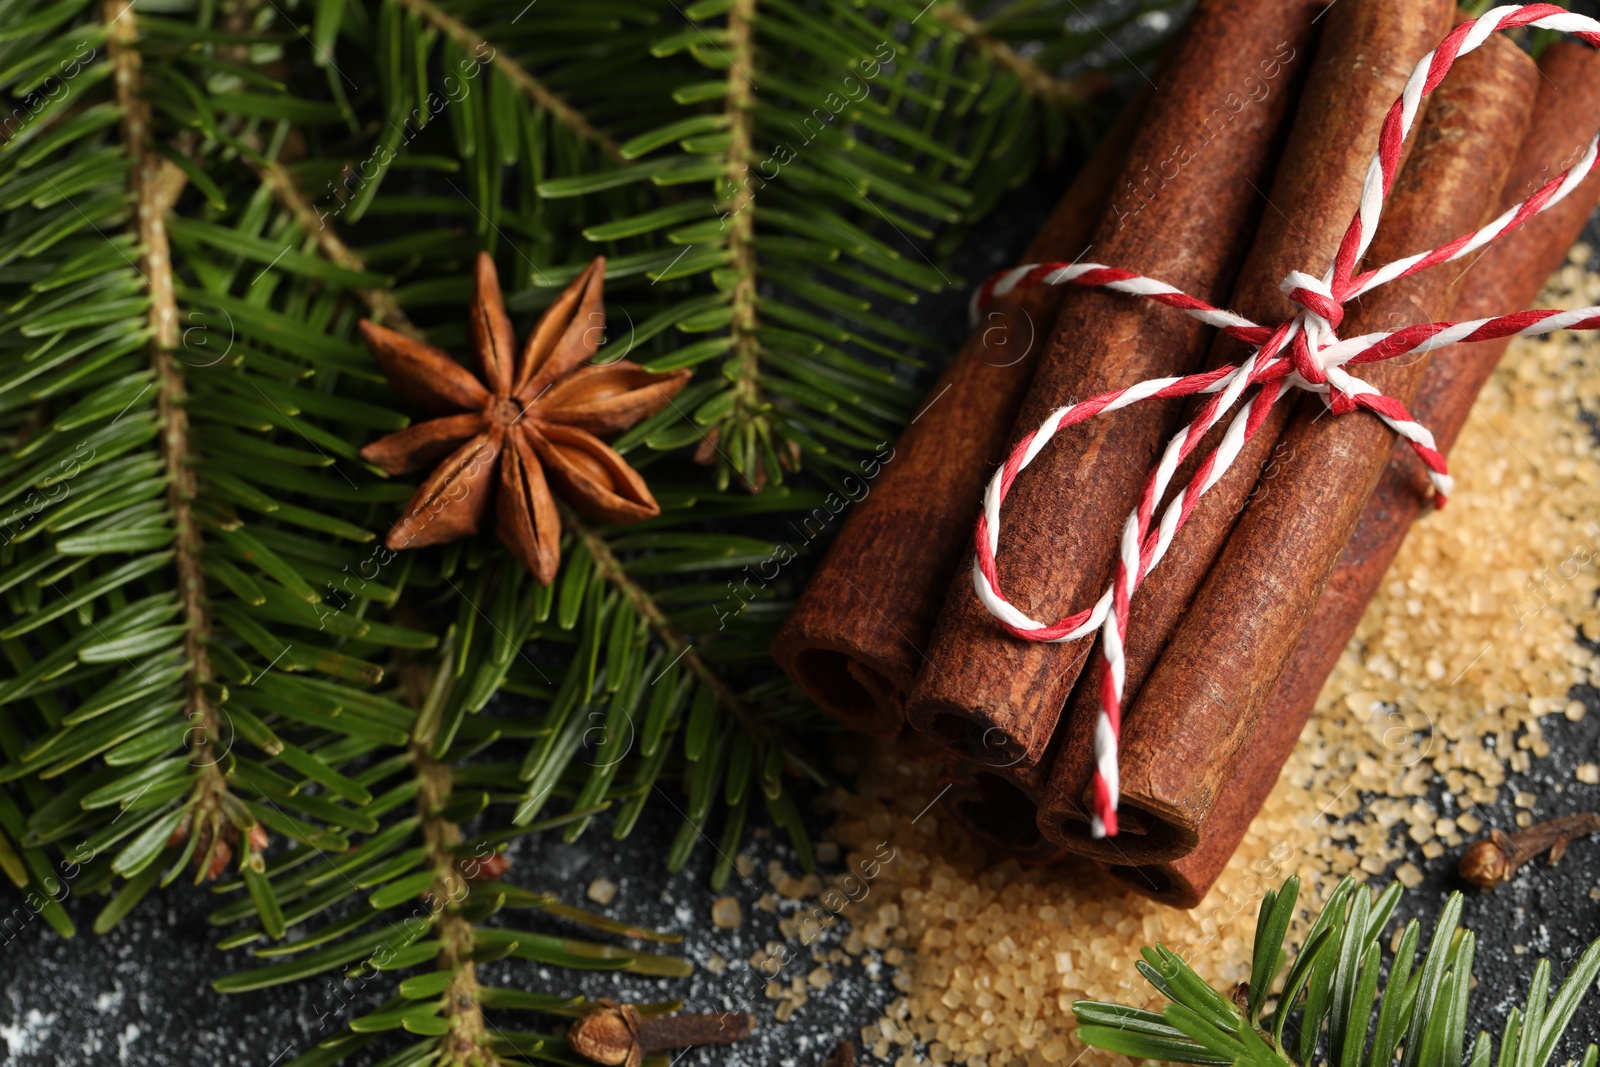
<box><xmin>1279</xmin><ymin>270</ymin><xmax>1343</xmax><ymax>331</ymax></box>
<box><xmin>966</xmin><ymin>3</ymin><xmax>1600</xmax><ymax>839</ymax></box>
<box><xmin>1279</xmin><ymin>270</ymin><xmax>1354</xmax><ymax>408</ymax></box>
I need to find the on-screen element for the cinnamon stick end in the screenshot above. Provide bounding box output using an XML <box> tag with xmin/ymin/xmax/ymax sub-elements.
<box><xmin>1105</xmin><ymin>861</ymin><xmax>1205</xmax><ymax>909</ymax></box>
<box><xmin>771</xmin><ymin>613</ymin><xmax>907</xmax><ymax>738</ymax></box>
<box><xmin>906</xmin><ymin>695</ymin><xmax>1031</xmax><ymax>769</ymax></box>
<box><xmin>940</xmin><ymin>762</ymin><xmax>1069</xmax><ymax>865</ymax></box>
<box><xmin>1035</xmin><ymin>795</ymin><xmax>1200</xmax><ymax>866</ymax></box>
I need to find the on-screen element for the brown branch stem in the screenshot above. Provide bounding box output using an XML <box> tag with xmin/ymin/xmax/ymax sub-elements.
<box><xmin>413</xmin><ymin>746</ymin><xmax>490</xmax><ymax>1061</ymax></box>
<box><xmin>256</xmin><ymin>160</ymin><xmax>421</xmax><ymax>339</ymax></box>
<box><xmin>933</xmin><ymin>5</ymin><xmax>1098</xmax><ymax>108</ymax></box>
<box><xmin>722</xmin><ymin>0</ymin><xmax>763</xmax><ymax>440</ymax></box>
<box><xmin>106</xmin><ymin>0</ymin><xmax>229</xmax><ymax>824</ymax></box>
<box><xmin>390</xmin><ymin>0</ymin><xmax>623</xmax><ymax>162</ymax></box>
<box><xmin>560</xmin><ymin>503</ymin><xmax>753</xmax><ymax>728</ymax></box>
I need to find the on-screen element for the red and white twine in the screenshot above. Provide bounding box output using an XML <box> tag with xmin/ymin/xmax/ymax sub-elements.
<box><xmin>969</xmin><ymin>5</ymin><xmax>1600</xmax><ymax>838</ymax></box>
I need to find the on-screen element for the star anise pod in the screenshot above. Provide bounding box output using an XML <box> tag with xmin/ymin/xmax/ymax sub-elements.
<box><xmin>358</xmin><ymin>253</ymin><xmax>691</xmax><ymax>583</ymax></box>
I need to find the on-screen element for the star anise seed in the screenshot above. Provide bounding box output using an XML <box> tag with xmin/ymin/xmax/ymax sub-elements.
<box><xmin>358</xmin><ymin>253</ymin><xmax>691</xmax><ymax>583</ymax></box>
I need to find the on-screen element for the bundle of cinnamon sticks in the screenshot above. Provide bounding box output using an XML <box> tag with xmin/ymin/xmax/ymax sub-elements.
<box><xmin>774</xmin><ymin>0</ymin><xmax>1600</xmax><ymax>906</ymax></box>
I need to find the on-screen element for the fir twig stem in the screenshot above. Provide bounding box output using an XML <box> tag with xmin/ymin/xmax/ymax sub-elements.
<box><xmin>257</xmin><ymin>160</ymin><xmax>421</xmax><ymax>339</ymax></box>
<box><xmin>414</xmin><ymin>746</ymin><xmax>490</xmax><ymax>1062</ymax></box>
<box><xmin>390</xmin><ymin>0</ymin><xmax>624</xmax><ymax>162</ymax></box>
<box><xmin>933</xmin><ymin>4</ymin><xmax>1097</xmax><ymax>107</ymax></box>
<box><xmin>107</xmin><ymin>0</ymin><xmax>229</xmax><ymax>824</ymax></box>
<box><xmin>560</xmin><ymin>503</ymin><xmax>754</xmax><ymax>729</ymax></box>
<box><xmin>722</xmin><ymin>0</ymin><xmax>764</xmax><ymax>458</ymax></box>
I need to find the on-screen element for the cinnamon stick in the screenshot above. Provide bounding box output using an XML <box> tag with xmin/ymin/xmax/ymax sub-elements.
<box><xmin>770</xmin><ymin>90</ymin><xmax>1151</xmax><ymax>738</ymax></box>
<box><xmin>1038</xmin><ymin>0</ymin><xmax>1456</xmax><ymax>848</ymax></box>
<box><xmin>1112</xmin><ymin>41</ymin><xmax>1600</xmax><ymax>908</ymax></box>
<box><xmin>905</xmin><ymin>0</ymin><xmax>1326</xmax><ymax>768</ymax></box>
<box><xmin>1057</xmin><ymin>28</ymin><xmax>1541</xmax><ymax>868</ymax></box>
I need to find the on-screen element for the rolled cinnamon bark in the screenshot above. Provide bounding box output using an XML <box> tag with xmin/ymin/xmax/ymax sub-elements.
<box><xmin>769</xmin><ymin>91</ymin><xmax>1150</xmax><ymax>737</ymax></box>
<box><xmin>905</xmin><ymin>0</ymin><xmax>1326</xmax><ymax>768</ymax></box>
<box><xmin>1055</xmin><ymin>29</ymin><xmax>1541</xmax><ymax>868</ymax></box>
<box><xmin>1109</xmin><ymin>40</ymin><xmax>1600</xmax><ymax>908</ymax></box>
<box><xmin>940</xmin><ymin>755</ymin><xmax>1068</xmax><ymax>865</ymax></box>
<box><xmin>1039</xmin><ymin>0</ymin><xmax>1456</xmax><ymax>846</ymax></box>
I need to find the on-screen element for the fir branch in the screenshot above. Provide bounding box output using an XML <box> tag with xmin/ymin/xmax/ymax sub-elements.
<box><xmin>547</xmin><ymin>0</ymin><xmax>1142</xmax><ymax>490</ymax></box>
<box><xmin>391</xmin><ymin>0</ymin><xmax>626</xmax><ymax>162</ymax></box>
<box><xmin>1075</xmin><ymin>876</ymin><xmax>1600</xmax><ymax>1067</ymax></box>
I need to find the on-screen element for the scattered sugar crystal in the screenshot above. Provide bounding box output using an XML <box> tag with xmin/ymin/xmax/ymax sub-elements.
<box><xmin>711</xmin><ymin>896</ymin><xmax>742</xmax><ymax>929</ymax></box>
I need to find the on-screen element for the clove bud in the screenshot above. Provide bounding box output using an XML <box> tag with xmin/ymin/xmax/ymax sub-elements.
<box><xmin>568</xmin><ymin>1000</ymin><xmax>753</xmax><ymax>1067</ymax></box>
<box><xmin>824</xmin><ymin>1039</ymin><xmax>856</xmax><ymax>1067</ymax></box>
<box><xmin>1457</xmin><ymin>813</ymin><xmax>1600</xmax><ymax>889</ymax></box>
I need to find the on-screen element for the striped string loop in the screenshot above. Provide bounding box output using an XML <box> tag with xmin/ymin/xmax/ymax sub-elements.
<box><xmin>970</xmin><ymin>5</ymin><xmax>1600</xmax><ymax>838</ymax></box>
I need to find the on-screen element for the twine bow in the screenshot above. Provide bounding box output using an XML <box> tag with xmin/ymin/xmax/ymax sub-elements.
<box><xmin>970</xmin><ymin>4</ymin><xmax>1600</xmax><ymax>838</ymax></box>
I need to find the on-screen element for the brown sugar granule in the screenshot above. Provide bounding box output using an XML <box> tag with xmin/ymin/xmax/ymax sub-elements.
<box><xmin>711</xmin><ymin>896</ymin><xmax>743</xmax><ymax>929</ymax></box>
<box><xmin>812</xmin><ymin>260</ymin><xmax>1600</xmax><ymax>1067</ymax></box>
